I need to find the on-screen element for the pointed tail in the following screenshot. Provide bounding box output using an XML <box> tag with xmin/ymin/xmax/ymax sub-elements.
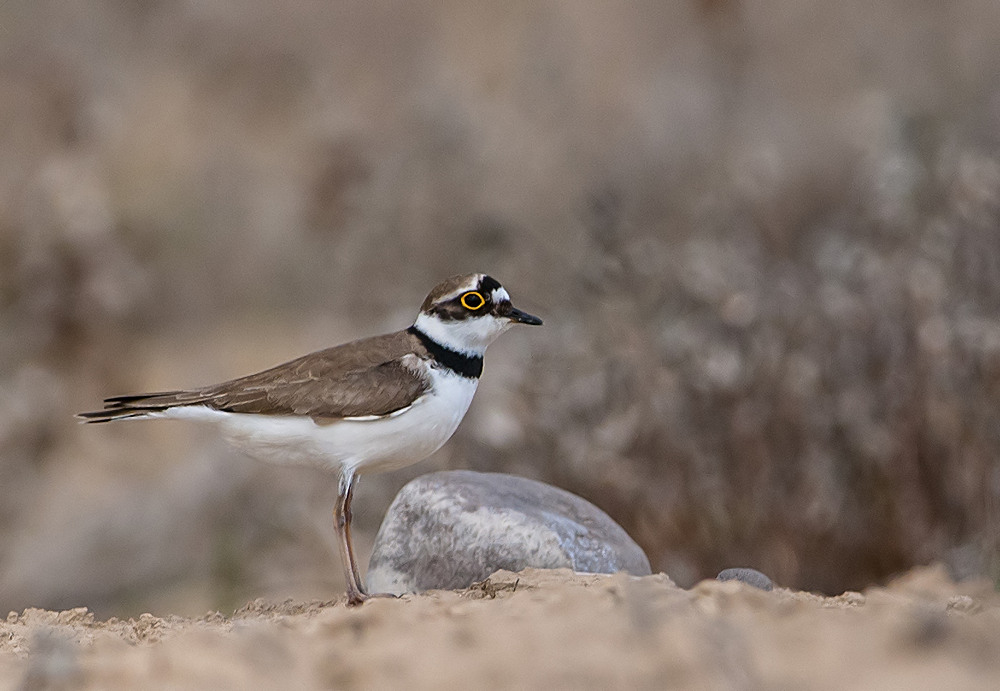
<box><xmin>77</xmin><ymin>390</ymin><xmax>211</xmax><ymax>423</ymax></box>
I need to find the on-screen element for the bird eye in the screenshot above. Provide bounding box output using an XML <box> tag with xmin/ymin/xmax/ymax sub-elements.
<box><xmin>460</xmin><ymin>291</ymin><xmax>485</xmax><ymax>310</ymax></box>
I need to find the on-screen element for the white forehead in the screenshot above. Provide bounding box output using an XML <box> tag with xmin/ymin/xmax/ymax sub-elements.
<box><xmin>436</xmin><ymin>277</ymin><xmax>510</xmax><ymax>304</ymax></box>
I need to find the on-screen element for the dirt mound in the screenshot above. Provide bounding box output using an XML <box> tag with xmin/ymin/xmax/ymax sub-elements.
<box><xmin>2</xmin><ymin>565</ymin><xmax>997</xmax><ymax>690</ymax></box>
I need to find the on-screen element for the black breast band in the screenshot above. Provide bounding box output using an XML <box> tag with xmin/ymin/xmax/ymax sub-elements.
<box><xmin>407</xmin><ymin>326</ymin><xmax>484</xmax><ymax>379</ymax></box>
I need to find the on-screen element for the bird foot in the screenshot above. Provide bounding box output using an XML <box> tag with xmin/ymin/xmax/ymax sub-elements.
<box><xmin>345</xmin><ymin>590</ymin><xmax>400</xmax><ymax>606</ymax></box>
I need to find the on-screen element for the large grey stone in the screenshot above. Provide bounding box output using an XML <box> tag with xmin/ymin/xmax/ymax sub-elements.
<box><xmin>366</xmin><ymin>470</ymin><xmax>652</xmax><ymax>595</ymax></box>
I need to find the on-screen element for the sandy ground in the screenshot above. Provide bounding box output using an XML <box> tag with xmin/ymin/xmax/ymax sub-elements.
<box><xmin>1</xmin><ymin>565</ymin><xmax>998</xmax><ymax>690</ymax></box>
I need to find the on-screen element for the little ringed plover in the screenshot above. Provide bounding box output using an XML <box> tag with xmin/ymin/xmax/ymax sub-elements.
<box><xmin>79</xmin><ymin>273</ymin><xmax>542</xmax><ymax>605</ymax></box>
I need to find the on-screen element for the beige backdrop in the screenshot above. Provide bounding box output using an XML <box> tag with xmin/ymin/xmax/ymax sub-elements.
<box><xmin>1</xmin><ymin>0</ymin><xmax>999</xmax><ymax>617</ymax></box>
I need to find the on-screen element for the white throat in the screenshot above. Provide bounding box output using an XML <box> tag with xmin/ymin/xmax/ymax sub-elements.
<box><xmin>412</xmin><ymin>312</ymin><xmax>513</xmax><ymax>356</ymax></box>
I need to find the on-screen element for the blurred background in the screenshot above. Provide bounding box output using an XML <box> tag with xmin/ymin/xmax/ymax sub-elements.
<box><xmin>2</xmin><ymin>0</ymin><xmax>999</xmax><ymax>618</ymax></box>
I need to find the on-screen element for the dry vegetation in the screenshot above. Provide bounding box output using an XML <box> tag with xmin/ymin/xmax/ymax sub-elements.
<box><xmin>1</xmin><ymin>0</ymin><xmax>1000</xmax><ymax>617</ymax></box>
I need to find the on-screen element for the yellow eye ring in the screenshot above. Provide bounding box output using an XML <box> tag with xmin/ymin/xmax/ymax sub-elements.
<box><xmin>460</xmin><ymin>291</ymin><xmax>485</xmax><ymax>310</ymax></box>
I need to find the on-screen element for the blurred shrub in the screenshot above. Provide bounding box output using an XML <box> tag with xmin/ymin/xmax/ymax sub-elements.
<box><xmin>516</xmin><ymin>147</ymin><xmax>1000</xmax><ymax>590</ymax></box>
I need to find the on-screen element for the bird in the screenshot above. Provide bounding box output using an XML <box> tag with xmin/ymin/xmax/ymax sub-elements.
<box><xmin>79</xmin><ymin>273</ymin><xmax>542</xmax><ymax>605</ymax></box>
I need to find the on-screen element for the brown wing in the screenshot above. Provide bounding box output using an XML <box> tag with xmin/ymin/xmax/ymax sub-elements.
<box><xmin>204</xmin><ymin>357</ymin><xmax>427</xmax><ymax>418</ymax></box>
<box><xmin>79</xmin><ymin>330</ymin><xmax>430</xmax><ymax>422</ymax></box>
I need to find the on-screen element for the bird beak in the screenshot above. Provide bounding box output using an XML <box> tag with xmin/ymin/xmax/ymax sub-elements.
<box><xmin>508</xmin><ymin>306</ymin><xmax>543</xmax><ymax>325</ymax></box>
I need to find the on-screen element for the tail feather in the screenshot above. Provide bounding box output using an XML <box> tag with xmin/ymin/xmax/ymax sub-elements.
<box><xmin>77</xmin><ymin>390</ymin><xmax>210</xmax><ymax>423</ymax></box>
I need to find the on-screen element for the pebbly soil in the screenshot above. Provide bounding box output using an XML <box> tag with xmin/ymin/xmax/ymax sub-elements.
<box><xmin>2</xmin><ymin>565</ymin><xmax>998</xmax><ymax>690</ymax></box>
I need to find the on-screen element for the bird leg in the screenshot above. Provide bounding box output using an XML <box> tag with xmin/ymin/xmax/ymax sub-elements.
<box><xmin>335</xmin><ymin>467</ymin><xmax>368</xmax><ymax>605</ymax></box>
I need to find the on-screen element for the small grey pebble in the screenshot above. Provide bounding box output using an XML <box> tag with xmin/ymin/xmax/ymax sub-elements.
<box><xmin>367</xmin><ymin>470</ymin><xmax>652</xmax><ymax>595</ymax></box>
<box><xmin>717</xmin><ymin>567</ymin><xmax>774</xmax><ymax>591</ymax></box>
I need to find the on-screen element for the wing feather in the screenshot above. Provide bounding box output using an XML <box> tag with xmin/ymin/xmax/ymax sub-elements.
<box><xmin>78</xmin><ymin>331</ymin><xmax>430</xmax><ymax>422</ymax></box>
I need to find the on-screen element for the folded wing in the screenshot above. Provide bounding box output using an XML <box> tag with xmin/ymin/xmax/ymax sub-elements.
<box><xmin>78</xmin><ymin>331</ymin><xmax>430</xmax><ymax>423</ymax></box>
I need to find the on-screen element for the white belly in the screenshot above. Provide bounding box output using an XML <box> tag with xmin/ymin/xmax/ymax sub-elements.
<box><xmin>159</xmin><ymin>369</ymin><xmax>479</xmax><ymax>474</ymax></box>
